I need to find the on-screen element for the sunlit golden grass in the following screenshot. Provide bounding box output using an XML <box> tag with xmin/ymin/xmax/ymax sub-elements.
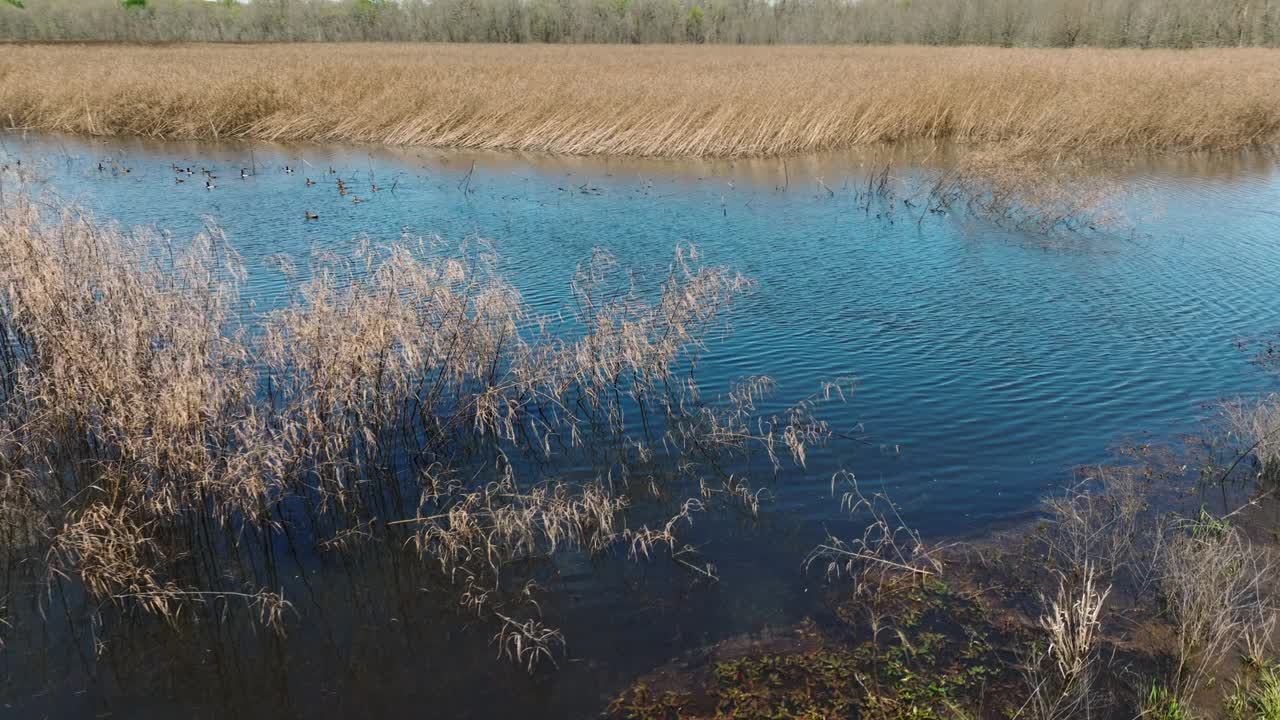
<box><xmin>0</xmin><ymin>44</ymin><xmax>1277</xmax><ymax>157</ymax></box>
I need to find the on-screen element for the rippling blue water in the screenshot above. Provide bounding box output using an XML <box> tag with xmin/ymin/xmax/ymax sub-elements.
<box><xmin>2</xmin><ymin>134</ymin><xmax>1278</xmax><ymax>719</ymax></box>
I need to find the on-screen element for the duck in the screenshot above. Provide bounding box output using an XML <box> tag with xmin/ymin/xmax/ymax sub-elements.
<box><xmin>284</xmin><ymin>165</ymin><xmax>295</xmax><ymax>175</ymax></box>
<box><xmin>305</xmin><ymin>178</ymin><xmax>316</xmax><ymax>187</ymax></box>
<box><xmin>205</xmin><ymin>179</ymin><xmax>215</xmax><ymax>190</ymax></box>
<box><xmin>304</xmin><ymin>211</ymin><xmax>319</xmax><ymax>220</ymax></box>
<box><xmin>351</xmin><ymin>196</ymin><xmax>364</xmax><ymax>204</ymax></box>
<box><xmin>185</xmin><ymin>167</ymin><xmax>194</xmax><ymax>176</ymax></box>
<box><xmin>370</xmin><ymin>183</ymin><xmax>382</xmax><ymax>192</ymax></box>
<box><xmin>240</xmin><ymin>169</ymin><xmax>248</xmax><ymax>180</ymax></box>
<box><xmin>175</xmin><ymin>177</ymin><xmax>185</xmax><ymax>184</ymax></box>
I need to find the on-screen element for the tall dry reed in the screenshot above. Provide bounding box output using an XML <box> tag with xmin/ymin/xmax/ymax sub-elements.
<box><xmin>0</xmin><ymin>44</ymin><xmax>1276</xmax><ymax>157</ymax></box>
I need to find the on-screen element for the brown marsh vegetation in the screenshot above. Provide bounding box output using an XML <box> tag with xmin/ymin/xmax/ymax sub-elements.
<box><xmin>0</xmin><ymin>190</ymin><xmax>850</xmax><ymax>668</ymax></box>
<box><xmin>0</xmin><ymin>44</ymin><xmax>1277</xmax><ymax>157</ymax></box>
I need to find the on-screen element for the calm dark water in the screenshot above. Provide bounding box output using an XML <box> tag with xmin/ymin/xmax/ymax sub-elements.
<box><xmin>2</xmin><ymin>134</ymin><xmax>1278</xmax><ymax>719</ymax></box>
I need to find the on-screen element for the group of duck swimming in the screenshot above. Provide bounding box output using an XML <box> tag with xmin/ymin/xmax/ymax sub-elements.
<box><xmin>170</xmin><ymin>163</ymin><xmax>221</xmax><ymax>189</ymax></box>
<box><xmin>324</xmin><ymin>172</ymin><xmax>384</xmax><ymax>217</ymax></box>
<box><xmin>160</xmin><ymin>160</ymin><xmax>386</xmax><ymax>221</ymax></box>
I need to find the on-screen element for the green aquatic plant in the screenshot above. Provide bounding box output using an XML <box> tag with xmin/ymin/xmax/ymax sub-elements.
<box><xmin>1184</xmin><ymin>507</ymin><xmax>1234</xmax><ymax>540</ymax></box>
<box><xmin>1227</xmin><ymin>664</ymin><xmax>1280</xmax><ymax>720</ymax></box>
<box><xmin>611</xmin><ymin>563</ymin><xmax>1018</xmax><ymax>720</ymax></box>
<box><xmin>1144</xmin><ymin>683</ymin><xmax>1192</xmax><ymax>720</ymax></box>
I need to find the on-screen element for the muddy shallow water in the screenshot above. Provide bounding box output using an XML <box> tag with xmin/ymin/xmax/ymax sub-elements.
<box><xmin>1</xmin><ymin>133</ymin><xmax>1278</xmax><ymax>719</ymax></box>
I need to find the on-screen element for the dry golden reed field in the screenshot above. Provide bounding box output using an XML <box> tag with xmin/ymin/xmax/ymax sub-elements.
<box><xmin>0</xmin><ymin>43</ymin><xmax>1277</xmax><ymax>157</ymax></box>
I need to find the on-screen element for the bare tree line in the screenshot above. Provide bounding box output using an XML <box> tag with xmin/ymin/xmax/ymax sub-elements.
<box><xmin>0</xmin><ymin>0</ymin><xmax>1276</xmax><ymax>47</ymax></box>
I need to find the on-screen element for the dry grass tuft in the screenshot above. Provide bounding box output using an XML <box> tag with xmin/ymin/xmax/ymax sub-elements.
<box><xmin>1160</xmin><ymin>515</ymin><xmax>1277</xmax><ymax>701</ymax></box>
<box><xmin>1018</xmin><ymin>564</ymin><xmax>1111</xmax><ymax>720</ymax></box>
<box><xmin>1041</xmin><ymin>467</ymin><xmax>1148</xmax><ymax>586</ymax></box>
<box><xmin>1222</xmin><ymin>394</ymin><xmax>1280</xmax><ymax>478</ymax></box>
<box><xmin>0</xmin><ymin>44</ymin><xmax>1277</xmax><ymax>157</ymax></box>
<box><xmin>1040</xmin><ymin>475</ymin><xmax>1280</xmax><ymax>711</ymax></box>
<box><xmin>1039</xmin><ymin>565</ymin><xmax>1111</xmax><ymax>684</ymax></box>
<box><xmin>805</xmin><ymin>470</ymin><xmax>943</xmax><ymax>592</ymax></box>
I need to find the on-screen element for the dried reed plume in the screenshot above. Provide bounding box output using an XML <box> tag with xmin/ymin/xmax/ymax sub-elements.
<box><xmin>0</xmin><ymin>44</ymin><xmax>1277</xmax><ymax>157</ymax></box>
<box><xmin>1018</xmin><ymin>565</ymin><xmax>1111</xmax><ymax>720</ymax></box>
<box><xmin>1040</xmin><ymin>565</ymin><xmax>1110</xmax><ymax>682</ymax></box>
<box><xmin>805</xmin><ymin>470</ymin><xmax>943</xmax><ymax>590</ymax></box>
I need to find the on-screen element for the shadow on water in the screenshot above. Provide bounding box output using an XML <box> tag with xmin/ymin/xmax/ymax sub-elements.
<box><xmin>1</xmin><ymin>132</ymin><xmax>1279</xmax><ymax>719</ymax></box>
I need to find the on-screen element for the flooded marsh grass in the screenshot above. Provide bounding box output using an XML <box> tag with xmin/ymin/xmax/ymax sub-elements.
<box><xmin>0</xmin><ymin>191</ymin><xmax>848</xmax><ymax>673</ymax></box>
<box><xmin>1</xmin><ymin>44</ymin><xmax>1279</xmax><ymax>157</ymax></box>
